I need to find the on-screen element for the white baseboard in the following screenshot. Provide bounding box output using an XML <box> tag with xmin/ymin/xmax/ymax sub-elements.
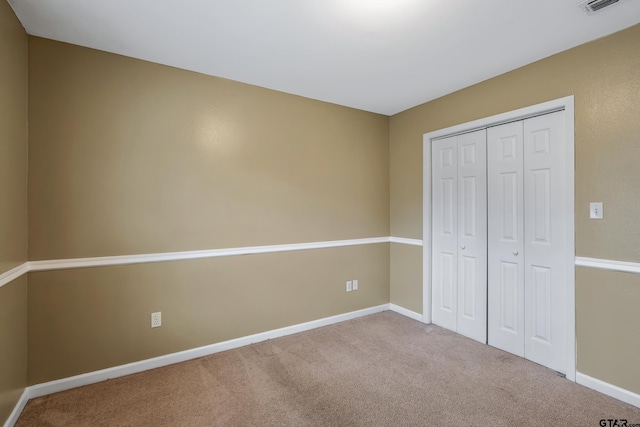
<box><xmin>576</xmin><ymin>372</ymin><xmax>640</xmax><ymax>408</ymax></box>
<box><xmin>3</xmin><ymin>389</ymin><xmax>30</xmax><ymax>427</ymax></box>
<box><xmin>26</xmin><ymin>304</ymin><xmax>390</xmax><ymax>399</ymax></box>
<box><xmin>389</xmin><ymin>303</ymin><xmax>423</xmax><ymax>322</ymax></box>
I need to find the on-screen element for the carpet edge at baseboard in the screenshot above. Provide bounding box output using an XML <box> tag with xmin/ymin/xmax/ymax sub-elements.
<box><xmin>576</xmin><ymin>372</ymin><xmax>640</xmax><ymax>408</ymax></box>
<box><xmin>2</xmin><ymin>389</ymin><xmax>29</xmax><ymax>427</ymax></box>
<box><xmin>389</xmin><ymin>304</ymin><xmax>423</xmax><ymax>322</ymax></box>
<box><xmin>8</xmin><ymin>305</ymin><xmax>638</xmax><ymax>426</ymax></box>
<box><xmin>5</xmin><ymin>303</ymin><xmax>392</xmax><ymax>427</ymax></box>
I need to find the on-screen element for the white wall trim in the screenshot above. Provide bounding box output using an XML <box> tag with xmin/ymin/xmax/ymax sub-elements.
<box><xmin>29</xmin><ymin>237</ymin><xmax>390</xmax><ymax>272</ymax></box>
<box><xmin>423</xmin><ymin>96</ymin><xmax>576</xmax><ymax>381</ymax></box>
<box><xmin>8</xmin><ymin>245</ymin><xmax>638</xmax><ymax>282</ymax></box>
<box><xmin>0</xmin><ymin>263</ymin><xmax>29</xmax><ymax>289</ymax></box>
<box><xmin>575</xmin><ymin>257</ymin><xmax>640</xmax><ymax>275</ymax></box>
<box><xmin>25</xmin><ymin>304</ymin><xmax>390</xmax><ymax>399</ymax></box>
<box><xmin>8</xmin><ymin>239</ymin><xmax>397</xmax><ymax>280</ymax></box>
<box><xmin>423</xmin><ymin>98</ymin><xmax>567</xmax><ymax>142</ymax></box>
<box><xmin>389</xmin><ymin>237</ymin><xmax>423</xmax><ymax>246</ymax></box>
<box><xmin>576</xmin><ymin>372</ymin><xmax>640</xmax><ymax>408</ymax></box>
<box><xmin>3</xmin><ymin>389</ymin><xmax>30</xmax><ymax>427</ymax></box>
<box><xmin>389</xmin><ymin>304</ymin><xmax>423</xmax><ymax>322</ymax></box>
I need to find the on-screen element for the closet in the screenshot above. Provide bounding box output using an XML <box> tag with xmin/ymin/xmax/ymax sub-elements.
<box><xmin>431</xmin><ymin>110</ymin><xmax>568</xmax><ymax>374</ymax></box>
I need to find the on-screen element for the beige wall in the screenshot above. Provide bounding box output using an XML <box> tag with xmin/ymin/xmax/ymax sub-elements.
<box><xmin>28</xmin><ymin>38</ymin><xmax>389</xmax><ymax>260</ymax></box>
<box><xmin>389</xmin><ymin>24</ymin><xmax>640</xmax><ymax>393</ymax></box>
<box><xmin>27</xmin><ymin>38</ymin><xmax>390</xmax><ymax>383</ymax></box>
<box><xmin>0</xmin><ymin>0</ymin><xmax>28</xmax><ymax>274</ymax></box>
<box><xmin>0</xmin><ymin>277</ymin><xmax>27</xmax><ymax>424</ymax></box>
<box><xmin>389</xmin><ymin>243</ymin><xmax>422</xmax><ymax>314</ymax></box>
<box><xmin>576</xmin><ymin>268</ymin><xmax>640</xmax><ymax>394</ymax></box>
<box><xmin>0</xmin><ymin>0</ymin><xmax>28</xmax><ymax>423</ymax></box>
<box><xmin>28</xmin><ymin>245</ymin><xmax>389</xmax><ymax>384</ymax></box>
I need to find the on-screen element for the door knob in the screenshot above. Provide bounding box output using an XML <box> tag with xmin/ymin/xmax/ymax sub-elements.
<box><xmin>513</xmin><ymin>250</ymin><xmax>519</xmax><ymax>256</ymax></box>
<box><xmin>461</xmin><ymin>245</ymin><xmax>466</xmax><ymax>250</ymax></box>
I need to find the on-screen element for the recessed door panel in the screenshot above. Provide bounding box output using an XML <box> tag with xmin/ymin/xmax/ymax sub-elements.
<box><xmin>500</xmin><ymin>172</ymin><xmax>518</xmax><ymax>241</ymax></box>
<box><xmin>461</xmin><ymin>176</ymin><xmax>477</xmax><ymax>238</ymax></box>
<box><xmin>441</xmin><ymin>178</ymin><xmax>455</xmax><ymax>236</ymax></box>
<box><xmin>461</xmin><ymin>255</ymin><xmax>477</xmax><ymax>319</ymax></box>
<box><xmin>462</xmin><ymin>143</ymin><xmax>477</xmax><ymax>165</ymax></box>
<box><xmin>530</xmin><ymin>129</ymin><xmax>550</xmax><ymax>156</ymax></box>
<box><xmin>530</xmin><ymin>265</ymin><xmax>551</xmax><ymax>343</ymax></box>
<box><xmin>440</xmin><ymin>252</ymin><xmax>455</xmax><ymax>311</ymax></box>
<box><xmin>441</xmin><ymin>147</ymin><xmax>454</xmax><ymax>167</ymax></box>
<box><xmin>531</xmin><ymin>169</ymin><xmax>551</xmax><ymax>244</ymax></box>
<box><xmin>499</xmin><ymin>261</ymin><xmax>519</xmax><ymax>333</ymax></box>
<box><xmin>501</xmin><ymin>136</ymin><xmax>518</xmax><ymax>160</ymax></box>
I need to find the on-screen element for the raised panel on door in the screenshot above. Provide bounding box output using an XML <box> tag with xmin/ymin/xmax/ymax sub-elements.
<box><xmin>523</xmin><ymin>111</ymin><xmax>567</xmax><ymax>373</ymax></box>
<box><xmin>487</xmin><ymin>121</ymin><xmax>525</xmax><ymax>357</ymax></box>
<box><xmin>431</xmin><ymin>136</ymin><xmax>458</xmax><ymax>332</ymax></box>
<box><xmin>456</xmin><ymin>130</ymin><xmax>487</xmax><ymax>343</ymax></box>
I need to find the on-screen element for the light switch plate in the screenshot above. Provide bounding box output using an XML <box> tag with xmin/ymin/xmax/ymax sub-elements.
<box><xmin>589</xmin><ymin>202</ymin><xmax>603</xmax><ymax>219</ymax></box>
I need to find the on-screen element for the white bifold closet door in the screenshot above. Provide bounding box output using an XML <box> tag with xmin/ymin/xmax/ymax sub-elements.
<box><xmin>487</xmin><ymin>111</ymin><xmax>567</xmax><ymax>373</ymax></box>
<box><xmin>432</xmin><ymin>129</ymin><xmax>487</xmax><ymax>343</ymax></box>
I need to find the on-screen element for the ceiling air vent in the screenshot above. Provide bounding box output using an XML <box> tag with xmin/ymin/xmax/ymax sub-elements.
<box><xmin>578</xmin><ymin>0</ymin><xmax>619</xmax><ymax>13</ymax></box>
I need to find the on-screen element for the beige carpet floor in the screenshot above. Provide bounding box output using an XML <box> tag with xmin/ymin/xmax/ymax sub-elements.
<box><xmin>17</xmin><ymin>311</ymin><xmax>640</xmax><ymax>426</ymax></box>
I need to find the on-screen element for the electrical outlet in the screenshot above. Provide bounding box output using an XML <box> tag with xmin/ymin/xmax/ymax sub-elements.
<box><xmin>346</xmin><ymin>281</ymin><xmax>353</xmax><ymax>292</ymax></box>
<box><xmin>151</xmin><ymin>312</ymin><xmax>162</xmax><ymax>328</ymax></box>
<box><xmin>352</xmin><ymin>279</ymin><xmax>359</xmax><ymax>291</ymax></box>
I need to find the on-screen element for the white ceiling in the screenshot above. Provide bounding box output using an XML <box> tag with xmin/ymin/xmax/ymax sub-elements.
<box><xmin>8</xmin><ymin>0</ymin><xmax>640</xmax><ymax>115</ymax></box>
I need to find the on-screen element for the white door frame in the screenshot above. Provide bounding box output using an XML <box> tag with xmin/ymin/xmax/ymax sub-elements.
<box><xmin>422</xmin><ymin>96</ymin><xmax>575</xmax><ymax>381</ymax></box>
